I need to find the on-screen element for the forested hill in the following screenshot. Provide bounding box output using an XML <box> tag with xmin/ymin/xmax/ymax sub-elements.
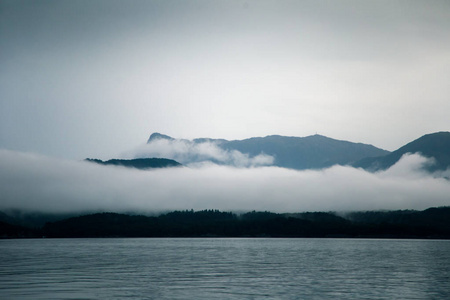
<box><xmin>2</xmin><ymin>207</ymin><xmax>450</xmax><ymax>239</ymax></box>
<box><xmin>85</xmin><ymin>158</ymin><xmax>181</xmax><ymax>169</ymax></box>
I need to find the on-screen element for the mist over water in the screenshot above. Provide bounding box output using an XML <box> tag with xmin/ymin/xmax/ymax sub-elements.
<box><xmin>0</xmin><ymin>149</ymin><xmax>449</xmax><ymax>214</ymax></box>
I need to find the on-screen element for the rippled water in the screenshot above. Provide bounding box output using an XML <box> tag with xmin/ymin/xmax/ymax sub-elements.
<box><xmin>1</xmin><ymin>238</ymin><xmax>449</xmax><ymax>299</ymax></box>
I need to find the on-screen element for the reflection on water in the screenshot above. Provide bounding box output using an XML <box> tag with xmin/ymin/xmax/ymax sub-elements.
<box><xmin>1</xmin><ymin>238</ymin><xmax>449</xmax><ymax>299</ymax></box>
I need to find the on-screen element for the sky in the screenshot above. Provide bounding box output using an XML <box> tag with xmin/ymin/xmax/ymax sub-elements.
<box><xmin>1</xmin><ymin>0</ymin><xmax>450</xmax><ymax>214</ymax></box>
<box><xmin>1</xmin><ymin>0</ymin><xmax>450</xmax><ymax>160</ymax></box>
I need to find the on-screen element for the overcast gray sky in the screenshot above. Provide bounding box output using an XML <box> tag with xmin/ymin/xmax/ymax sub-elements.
<box><xmin>1</xmin><ymin>0</ymin><xmax>450</xmax><ymax>160</ymax></box>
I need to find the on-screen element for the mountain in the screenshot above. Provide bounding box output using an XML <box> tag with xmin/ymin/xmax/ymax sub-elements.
<box><xmin>147</xmin><ymin>132</ymin><xmax>174</xmax><ymax>142</ymax></box>
<box><xmin>146</xmin><ymin>132</ymin><xmax>389</xmax><ymax>170</ymax></box>
<box><xmin>220</xmin><ymin>134</ymin><xmax>389</xmax><ymax>170</ymax></box>
<box><xmin>85</xmin><ymin>158</ymin><xmax>181</xmax><ymax>169</ymax></box>
<box><xmin>353</xmin><ymin>132</ymin><xmax>450</xmax><ymax>172</ymax></box>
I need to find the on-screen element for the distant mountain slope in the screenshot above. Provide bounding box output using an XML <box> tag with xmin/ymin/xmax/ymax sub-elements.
<box><xmin>0</xmin><ymin>221</ymin><xmax>38</xmax><ymax>238</ymax></box>
<box><xmin>353</xmin><ymin>132</ymin><xmax>450</xmax><ymax>171</ymax></box>
<box><xmin>147</xmin><ymin>132</ymin><xmax>389</xmax><ymax>170</ymax></box>
<box><xmin>221</xmin><ymin>134</ymin><xmax>389</xmax><ymax>169</ymax></box>
<box><xmin>85</xmin><ymin>158</ymin><xmax>181</xmax><ymax>169</ymax></box>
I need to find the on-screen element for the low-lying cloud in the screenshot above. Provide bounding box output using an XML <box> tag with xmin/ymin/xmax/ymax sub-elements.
<box><xmin>1</xmin><ymin>149</ymin><xmax>449</xmax><ymax>214</ymax></box>
<box><xmin>122</xmin><ymin>139</ymin><xmax>274</xmax><ymax>167</ymax></box>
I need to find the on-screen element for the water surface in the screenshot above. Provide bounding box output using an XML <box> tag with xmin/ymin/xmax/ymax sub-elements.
<box><xmin>1</xmin><ymin>238</ymin><xmax>449</xmax><ymax>299</ymax></box>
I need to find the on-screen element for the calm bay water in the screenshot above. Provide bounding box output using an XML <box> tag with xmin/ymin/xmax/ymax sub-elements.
<box><xmin>0</xmin><ymin>238</ymin><xmax>449</xmax><ymax>299</ymax></box>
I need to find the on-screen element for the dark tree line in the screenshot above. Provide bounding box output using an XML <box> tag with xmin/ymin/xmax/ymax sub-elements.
<box><xmin>1</xmin><ymin>207</ymin><xmax>450</xmax><ymax>239</ymax></box>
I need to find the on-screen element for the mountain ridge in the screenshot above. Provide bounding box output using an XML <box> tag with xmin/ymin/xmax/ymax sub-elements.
<box><xmin>85</xmin><ymin>157</ymin><xmax>182</xmax><ymax>170</ymax></box>
<box><xmin>352</xmin><ymin>131</ymin><xmax>450</xmax><ymax>172</ymax></box>
<box><xmin>145</xmin><ymin>132</ymin><xmax>390</xmax><ymax>170</ymax></box>
<box><xmin>88</xmin><ymin>131</ymin><xmax>450</xmax><ymax>172</ymax></box>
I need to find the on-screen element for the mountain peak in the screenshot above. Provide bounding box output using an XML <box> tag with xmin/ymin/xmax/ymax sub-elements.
<box><xmin>147</xmin><ymin>133</ymin><xmax>174</xmax><ymax>143</ymax></box>
<box><xmin>353</xmin><ymin>131</ymin><xmax>450</xmax><ymax>171</ymax></box>
<box><xmin>306</xmin><ymin>134</ymin><xmax>329</xmax><ymax>139</ymax></box>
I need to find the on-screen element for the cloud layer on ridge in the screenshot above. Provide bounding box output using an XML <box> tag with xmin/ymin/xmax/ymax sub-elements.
<box><xmin>1</xmin><ymin>149</ymin><xmax>449</xmax><ymax>214</ymax></box>
<box><xmin>122</xmin><ymin>138</ymin><xmax>275</xmax><ymax>167</ymax></box>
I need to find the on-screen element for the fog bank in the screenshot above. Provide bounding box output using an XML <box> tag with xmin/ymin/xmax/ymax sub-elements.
<box><xmin>1</xmin><ymin>150</ymin><xmax>449</xmax><ymax>214</ymax></box>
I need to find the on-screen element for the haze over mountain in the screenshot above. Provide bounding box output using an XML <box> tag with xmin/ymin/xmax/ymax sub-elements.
<box><xmin>353</xmin><ymin>132</ymin><xmax>450</xmax><ymax>172</ymax></box>
<box><xmin>140</xmin><ymin>132</ymin><xmax>389</xmax><ymax>170</ymax></box>
<box><xmin>87</xmin><ymin>131</ymin><xmax>449</xmax><ymax>176</ymax></box>
<box><xmin>1</xmin><ymin>131</ymin><xmax>450</xmax><ymax>218</ymax></box>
